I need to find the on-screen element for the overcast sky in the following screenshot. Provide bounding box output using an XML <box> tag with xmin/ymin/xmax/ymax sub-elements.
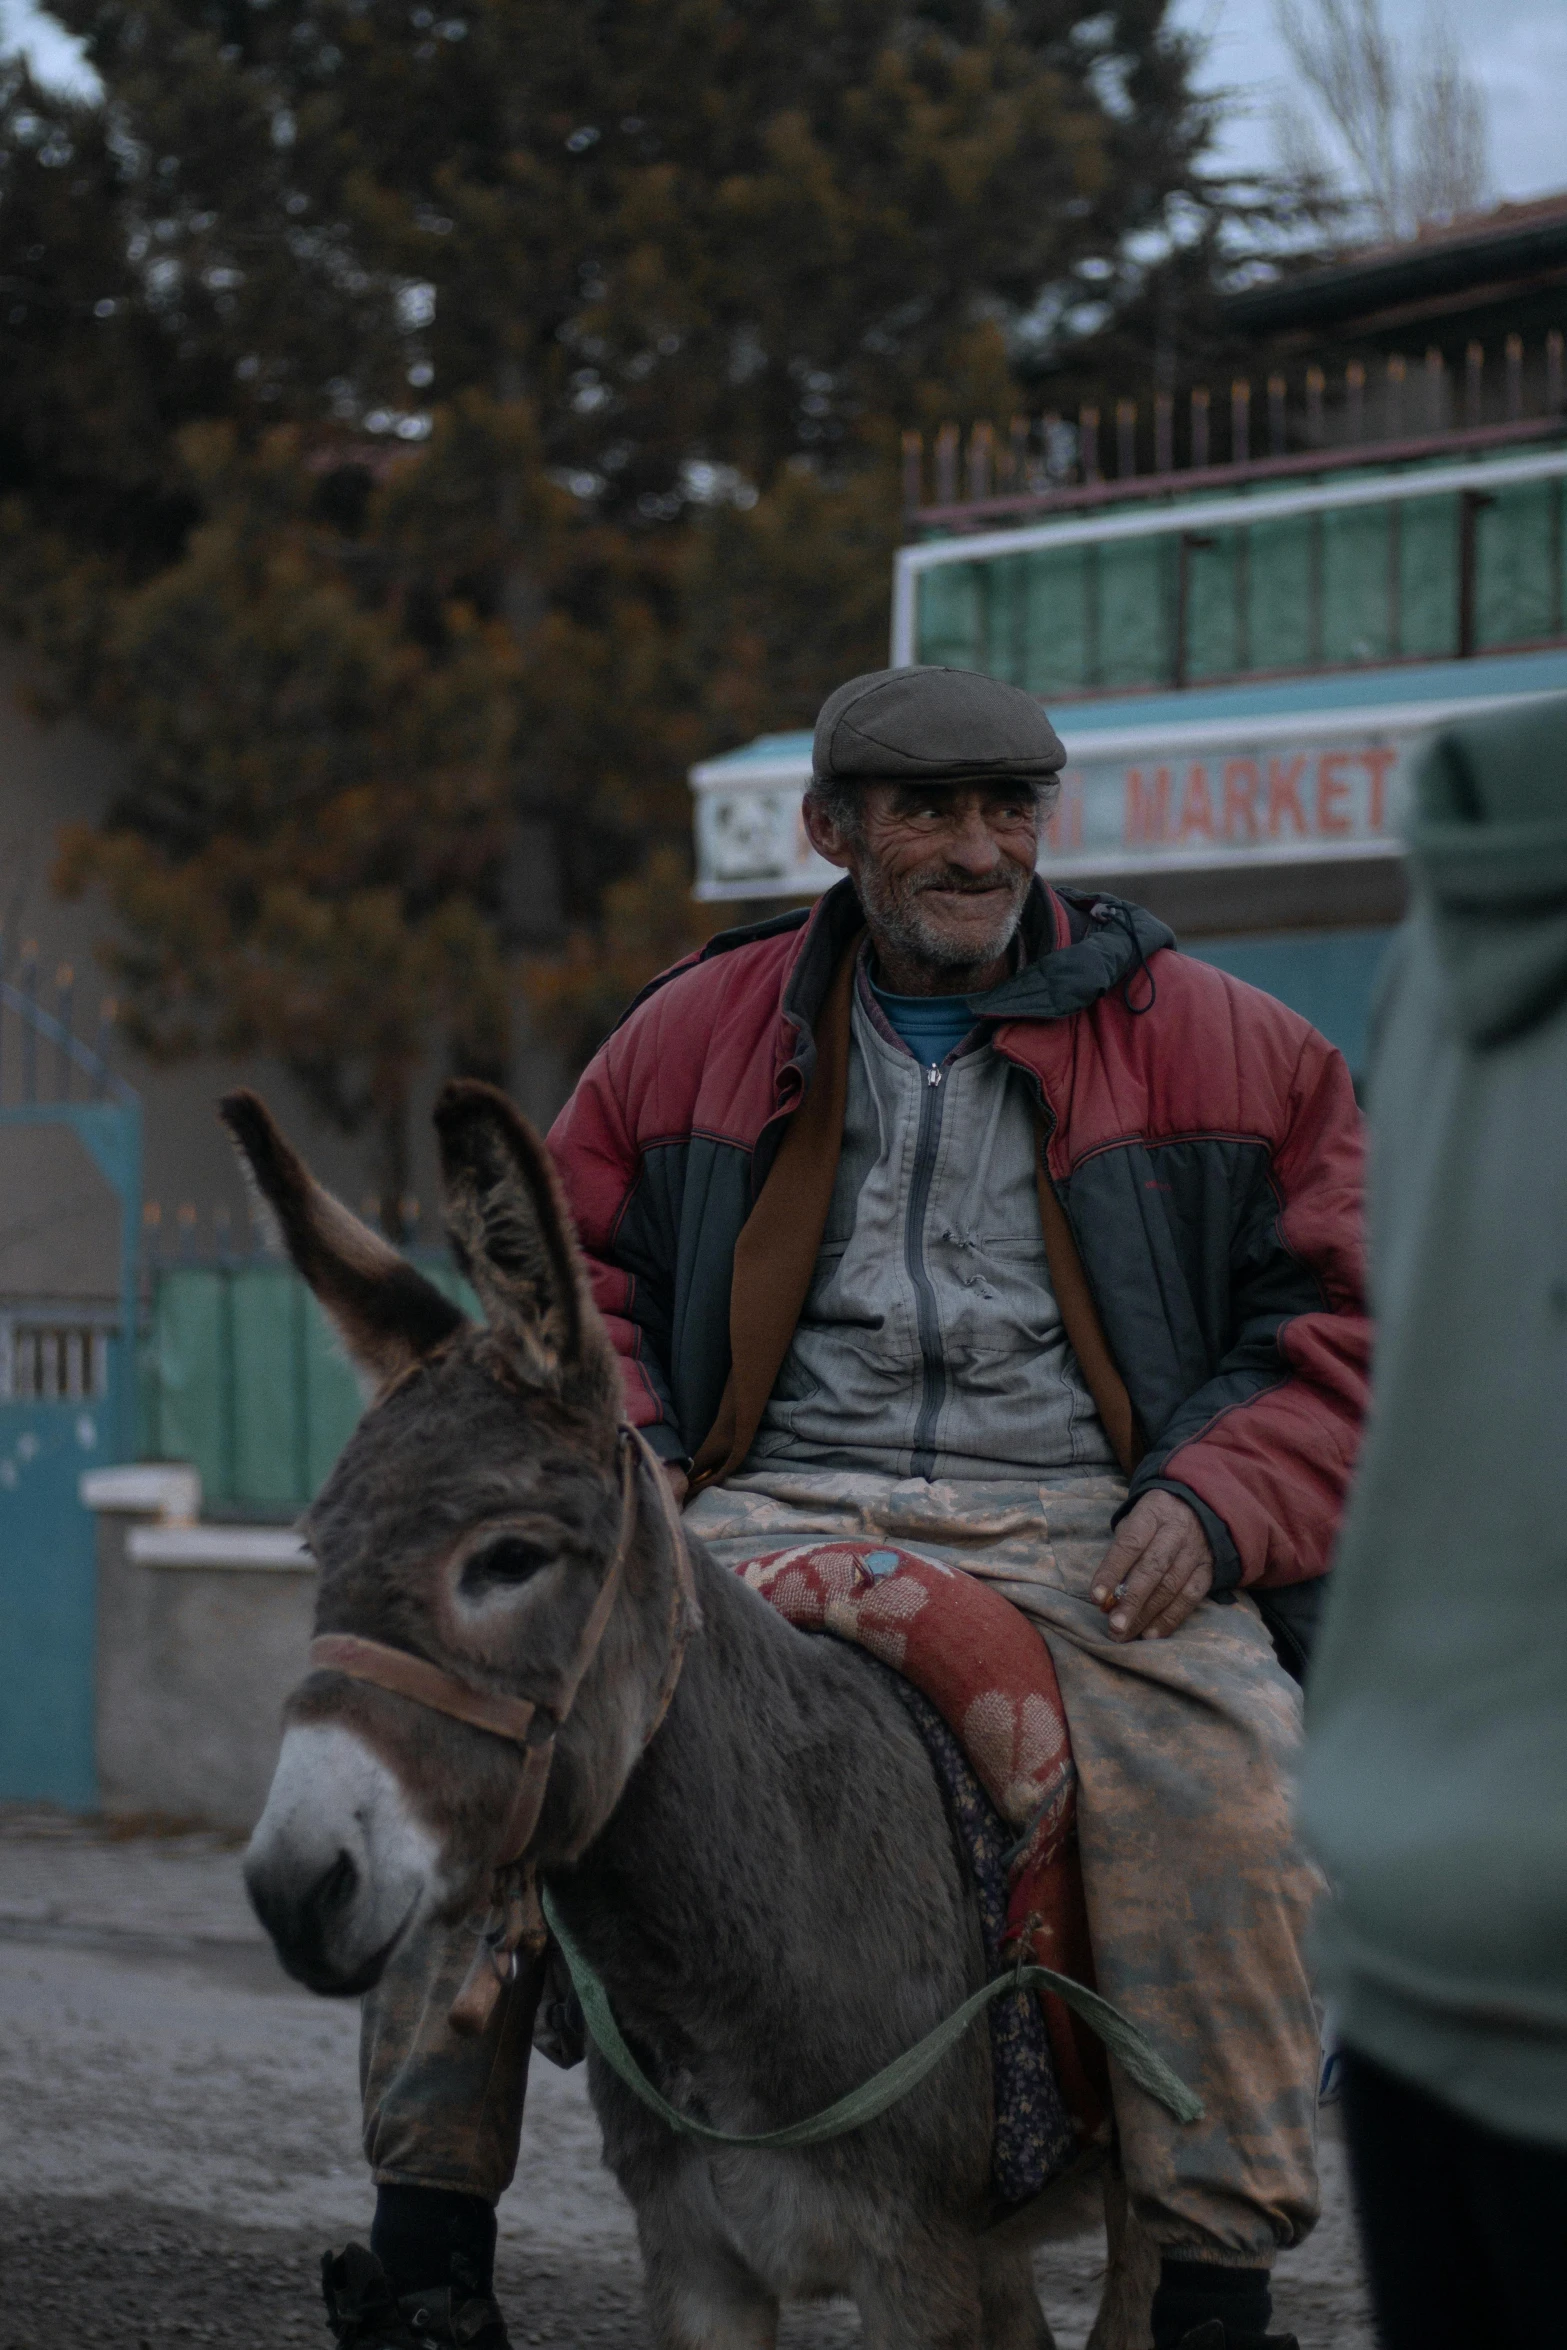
<box><xmin>1171</xmin><ymin>0</ymin><xmax>1567</xmax><ymax>207</ymax></box>
<box><xmin>1</xmin><ymin>0</ymin><xmax>87</xmax><ymax>92</ymax></box>
<box><xmin>3</xmin><ymin>0</ymin><xmax>1563</xmax><ymax>210</ymax></box>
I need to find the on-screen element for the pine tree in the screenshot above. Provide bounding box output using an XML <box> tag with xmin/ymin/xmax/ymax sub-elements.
<box><xmin>4</xmin><ymin>0</ymin><xmax>1218</xmax><ymax>1193</ymax></box>
<box><xmin>52</xmin><ymin>412</ymin><xmax>537</xmax><ymax>1229</ymax></box>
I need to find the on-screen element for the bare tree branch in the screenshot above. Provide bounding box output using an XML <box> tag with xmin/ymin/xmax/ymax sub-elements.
<box><xmin>1408</xmin><ymin>17</ymin><xmax>1489</xmax><ymax>226</ymax></box>
<box><xmin>1274</xmin><ymin>0</ymin><xmax>1489</xmax><ymax>241</ymax></box>
<box><xmin>1271</xmin><ymin>94</ymin><xmax>1342</xmax><ymax>213</ymax></box>
<box><xmin>1277</xmin><ymin>0</ymin><xmax>1400</xmax><ymax>237</ymax></box>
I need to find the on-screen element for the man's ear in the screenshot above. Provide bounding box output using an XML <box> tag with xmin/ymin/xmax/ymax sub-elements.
<box><xmin>434</xmin><ymin>1079</ymin><xmax>619</xmax><ymax>1411</ymax></box>
<box><xmin>219</xmin><ymin>1091</ymin><xmax>466</xmax><ymax>1386</ymax></box>
<box><xmin>801</xmin><ymin>788</ymin><xmax>858</xmax><ymax>872</ymax></box>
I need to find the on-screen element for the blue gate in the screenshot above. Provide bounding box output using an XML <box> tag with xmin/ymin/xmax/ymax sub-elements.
<box><xmin>0</xmin><ymin>972</ymin><xmax>141</xmax><ymax>1807</ymax></box>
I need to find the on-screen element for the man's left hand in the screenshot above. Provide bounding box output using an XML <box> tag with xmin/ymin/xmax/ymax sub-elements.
<box><xmin>1090</xmin><ymin>1492</ymin><xmax>1213</xmax><ymax>1640</ymax></box>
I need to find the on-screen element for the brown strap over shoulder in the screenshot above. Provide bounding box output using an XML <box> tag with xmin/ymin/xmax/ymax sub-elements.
<box><xmin>688</xmin><ymin>935</ymin><xmax>861</xmax><ymax>1496</ymax></box>
<box><xmin>1034</xmin><ymin>1144</ymin><xmax>1144</xmax><ymax>1478</ymax></box>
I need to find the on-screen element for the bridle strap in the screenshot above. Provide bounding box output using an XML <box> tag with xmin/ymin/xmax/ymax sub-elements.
<box><xmin>492</xmin><ymin>1720</ymin><xmax>559</xmax><ymax>1873</ymax></box>
<box><xmin>308</xmin><ymin>1633</ymin><xmax>543</xmax><ymax>1748</ymax></box>
<box><xmin>550</xmin><ymin>1429</ymin><xmax>640</xmax><ymax>1725</ymax></box>
<box><xmin>307</xmin><ymin>1424</ymin><xmax>692</xmax><ymax>1853</ymax></box>
<box><xmin>307</xmin><ymin>1427</ymin><xmax>642</xmax><ymax>1777</ymax></box>
<box><xmin>306</xmin><ymin>1422</ymin><xmax>693</xmax><ymax>2037</ymax></box>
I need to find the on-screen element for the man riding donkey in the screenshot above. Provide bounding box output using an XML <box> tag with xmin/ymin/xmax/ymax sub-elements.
<box><xmin>333</xmin><ymin>666</ymin><xmax>1369</xmax><ymax>2350</ymax></box>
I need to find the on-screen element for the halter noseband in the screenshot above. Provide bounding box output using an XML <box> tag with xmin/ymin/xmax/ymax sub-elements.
<box><xmin>306</xmin><ymin>1422</ymin><xmax>695</xmax><ymax>2034</ymax></box>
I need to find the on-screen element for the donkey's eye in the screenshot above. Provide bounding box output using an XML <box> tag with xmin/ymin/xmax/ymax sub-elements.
<box><xmin>463</xmin><ymin>1535</ymin><xmax>554</xmax><ymax>1592</ymax></box>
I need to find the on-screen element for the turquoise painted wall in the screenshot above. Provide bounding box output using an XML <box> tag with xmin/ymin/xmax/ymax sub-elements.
<box><xmin>1187</xmin><ymin>927</ymin><xmax>1393</xmax><ymax>1075</ymax></box>
<box><xmin>0</xmin><ymin>1385</ymin><xmax>112</xmax><ymax>1806</ymax></box>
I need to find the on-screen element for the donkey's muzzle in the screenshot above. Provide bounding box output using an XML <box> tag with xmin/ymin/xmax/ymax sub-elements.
<box><xmin>247</xmin><ymin>1843</ymin><xmax>369</xmax><ymax>1994</ymax></box>
<box><xmin>244</xmin><ymin>1721</ymin><xmax>440</xmax><ymax>1997</ymax></box>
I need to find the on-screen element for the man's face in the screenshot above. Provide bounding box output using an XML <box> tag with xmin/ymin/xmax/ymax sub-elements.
<box><xmin>804</xmin><ymin>781</ymin><xmax>1044</xmax><ymax>982</ymax></box>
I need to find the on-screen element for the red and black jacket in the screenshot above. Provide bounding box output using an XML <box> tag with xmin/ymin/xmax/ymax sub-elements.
<box><xmin>548</xmin><ymin>878</ymin><xmax>1369</xmax><ymax>1604</ymax></box>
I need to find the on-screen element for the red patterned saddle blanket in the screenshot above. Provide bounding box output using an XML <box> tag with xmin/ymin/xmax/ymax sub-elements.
<box><xmin>740</xmin><ymin>1540</ymin><xmax>1108</xmax><ymax>2134</ymax></box>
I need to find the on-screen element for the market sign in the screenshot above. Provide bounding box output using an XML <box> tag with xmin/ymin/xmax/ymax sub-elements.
<box><xmin>691</xmin><ymin>705</ymin><xmax>1423</xmax><ymax>903</ymax></box>
<box><xmin>1040</xmin><ymin>735</ymin><xmax>1398</xmax><ymax>868</ymax></box>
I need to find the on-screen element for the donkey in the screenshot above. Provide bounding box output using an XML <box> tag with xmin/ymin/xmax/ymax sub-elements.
<box><xmin>236</xmin><ymin>1079</ymin><xmax>1154</xmax><ymax>2350</ymax></box>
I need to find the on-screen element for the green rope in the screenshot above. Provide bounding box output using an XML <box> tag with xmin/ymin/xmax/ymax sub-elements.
<box><xmin>540</xmin><ymin>1885</ymin><xmax>1203</xmax><ymax>2150</ymax></box>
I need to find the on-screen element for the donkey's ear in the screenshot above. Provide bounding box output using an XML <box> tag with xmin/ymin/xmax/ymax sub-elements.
<box><xmin>219</xmin><ymin>1090</ymin><xmax>466</xmax><ymax>1385</ymax></box>
<box><xmin>434</xmin><ymin>1079</ymin><xmax>615</xmax><ymax>1403</ymax></box>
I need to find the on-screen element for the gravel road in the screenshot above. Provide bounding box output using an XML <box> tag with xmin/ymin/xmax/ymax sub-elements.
<box><xmin>0</xmin><ymin>1810</ymin><xmax>1374</xmax><ymax>2350</ymax></box>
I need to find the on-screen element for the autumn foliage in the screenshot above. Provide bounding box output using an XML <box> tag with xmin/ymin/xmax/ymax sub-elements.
<box><xmin>1</xmin><ymin>0</ymin><xmax>1213</xmax><ymax>1220</ymax></box>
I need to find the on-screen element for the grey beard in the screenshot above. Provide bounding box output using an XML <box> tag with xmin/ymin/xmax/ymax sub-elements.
<box><xmin>857</xmin><ymin>862</ymin><xmax>1031</xmax><ymax>977</ymax></box>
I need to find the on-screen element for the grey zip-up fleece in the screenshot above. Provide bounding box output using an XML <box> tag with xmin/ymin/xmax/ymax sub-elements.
<box><xmin>746</xmin><ymin>962</ymin><xmax>1113</xmax><ymax>1482</ymax></box>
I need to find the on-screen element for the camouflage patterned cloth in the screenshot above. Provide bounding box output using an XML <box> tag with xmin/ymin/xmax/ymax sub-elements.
<box><xmin>360</xmin><ymin>1889</ymin><xmax>544</xmax><ymax>2202</ymax></box>
<box><xmin>361</xmin><ymin>1467</ymin><xmax>1320</xmax><ymax>2266</ymax></box>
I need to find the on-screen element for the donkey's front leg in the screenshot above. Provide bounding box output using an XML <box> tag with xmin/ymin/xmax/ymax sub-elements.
<box><xmin>642</xmin><ymin>2263</ymin><xmax>779</xmax><ymax>2350</ymax></box>
<box><xmin>634</xmin><ymin>2188</ymin><xmax>779</xmax><ymax>2350</ymax></box>
<box><xmin>978</xmin><ymin>2237</ymin><xmax>1058</xmax><ymax>2350</ymax></box>
<box><xmin>855</xmin><ymin>2235</ymin><xmax>987</xmax><ymax>2350</ymax></box>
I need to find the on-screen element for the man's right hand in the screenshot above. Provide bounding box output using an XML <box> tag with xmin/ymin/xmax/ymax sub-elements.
<box><xmin>663</xmin><ymin>1464</ymin><xmax>690</xmax><ymax>1509</ymax></box>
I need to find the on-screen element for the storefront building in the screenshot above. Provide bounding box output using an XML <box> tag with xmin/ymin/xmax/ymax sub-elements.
<box><xmin>691</xmin><ymin>394</ymin><xmax>1567</xmax><ymax>1080</ymax></box>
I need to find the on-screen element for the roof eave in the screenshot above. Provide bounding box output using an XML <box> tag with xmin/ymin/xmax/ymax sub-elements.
<box><xmin>1222</xmin><ymin>216</ymin><xmax>1567</xmax><ymax>337</ymax></box>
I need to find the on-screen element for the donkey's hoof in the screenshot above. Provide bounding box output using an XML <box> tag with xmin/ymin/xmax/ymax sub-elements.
<box><xmin>321</xmin><ymin>2244</ymin><xmax>512</xmax><ymax>2349</ymax></box>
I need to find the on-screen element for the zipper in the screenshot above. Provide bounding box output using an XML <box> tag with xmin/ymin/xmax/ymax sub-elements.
<box><xmin>905</xmin><ymin>1060</ymin><xmax>949</xmax><ymax>1478</ymax></box>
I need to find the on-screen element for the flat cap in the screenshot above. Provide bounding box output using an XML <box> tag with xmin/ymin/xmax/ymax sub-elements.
<box><xmin>812</xmin><ymin>665</ymin><xmax>1065</xmax><ymax>788</ymax></box>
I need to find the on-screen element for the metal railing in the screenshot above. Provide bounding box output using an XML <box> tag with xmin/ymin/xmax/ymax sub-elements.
<box><xmin>0</xmin><ymin>943</ymin><xmax>131</xmax><ymax>1110</ymax></box>
<box><xmin>1</xmin><ymin>928</ymin><xmax>143</xmax><ymax>1457</ymax></box>
<box><xmin>903</xmin><ymin>331</ymin><xmax>1567</xmax><ymax>533</ymax></box>
<box><xmin>0</xmin><ymin>1304</ymin><xmax>115</xmax><ymax>1404</ymax></box>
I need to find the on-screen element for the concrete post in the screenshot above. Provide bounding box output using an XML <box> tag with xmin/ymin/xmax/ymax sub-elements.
<box><xmin>82</xmin><ymin>1465</ymin><xmax>314</xmax><ymax>1832</ymax></box>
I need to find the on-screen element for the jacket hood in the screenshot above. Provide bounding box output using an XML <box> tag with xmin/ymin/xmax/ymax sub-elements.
<box><xmin>1409</xmin><ymin>694</ymin><xmax>1567</xmax><ymax>1048</ymax></box>
<box><xmin>778</xmin><ymin>876</ymin><xmax>1175</xmax><ymax>1038</ymax></box>
<box><xmin>977</xmin><ymin>884</ymin><xmax>1175</xmax><ymax>1021</ymax></box>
